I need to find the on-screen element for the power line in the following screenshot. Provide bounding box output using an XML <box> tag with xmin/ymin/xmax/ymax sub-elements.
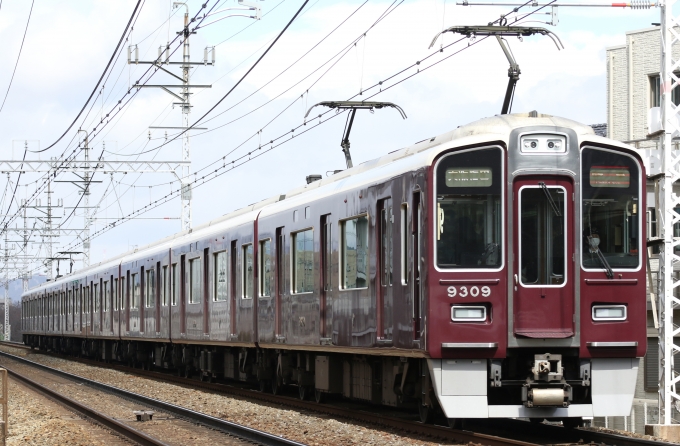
<box><xmin>0</xmin><ymin>0</ymin><xmax>34</xmax><ymax>115</ymax></box>
<box><xmin>32</xmin><ymin>0</ymin><xmax>144</xmax><ymax>153</ymax></box>
<box><xmin>0</xmin><ymin>1</ymin><xmax>218</xmax><ymax>238</ymax></box>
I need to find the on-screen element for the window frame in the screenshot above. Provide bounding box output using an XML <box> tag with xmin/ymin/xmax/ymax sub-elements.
<box><xmin>213</xmin><ymin>251</ymin><xmax>228</xmax><ymax>302</ymax></box>
<box><xmin>131</xmin><ymin>273</ymin><xmax>140</xmax><ymax>309</ymax></box>
<box><xmin>242</xmin><ymin>243</ymin><xmax>254</xmax><ymax>299</ymax></box>
<box><xmin>291</xmin><ymin>228</ymin><xmax>314</xmax><ymax>295</ymax></box>
<box><xmin>517</xmin><ymin>184</ymin><xmax>568</xmax><ymax>288</ymax></box>
<box><xmin>340</xmin><ymin>215</ymin><xmax>369</xmax><ymax>291</ymax></box>
<box><xmin>579</xmin><ymin>146</ymin><xmax>643</xmax><ymax>273</ymax></box>
<box><xmin>259</xmin><ymin>239</ymin><xmax>272</xmax><ymax>297</ymax></box>
<box><xmin>432</xmin><ymin>145</ymin><xmax>505</xmax><ymax>273</ymax></box>
<box><xmin>146</xmin><ymin>268</ymin><xmax>156</xmax><ymax>308</ymax></box>
<box><xmin>188</xmin><ymin>257</ymin><xmax>201</xmax><ymax>304</ymax></box>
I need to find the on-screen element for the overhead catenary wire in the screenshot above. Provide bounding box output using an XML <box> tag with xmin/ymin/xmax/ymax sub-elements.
<box><xmin>0</xmin><ymin>1</ymin><xmax>219</xmax><ymax>237</ymax></box>
<box><xmin>59</xmin><ymin>1</ymin><xmax>540</xmax><ymax>253</ymax></box>
<box><xmin>9</xmin><ymin>0</ymin><xmax>552</xmax><ymax>279</ymax></box>
<box><xmin>0</xmin><ymin>0</ymin><xmax>34</xmax><ymax>116</ymax></box>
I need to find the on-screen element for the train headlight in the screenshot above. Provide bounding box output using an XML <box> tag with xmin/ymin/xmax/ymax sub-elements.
<box><xmin>451</xmin><ymin>305</ymin><xmax>486</xmax><ymax>322</ymax></box>
<box><xmin>592</xmin><ymin>305</ymin><xmax>627</xmax><ymax>321</ymax></box>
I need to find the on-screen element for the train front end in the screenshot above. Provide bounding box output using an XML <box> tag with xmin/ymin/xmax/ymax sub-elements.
<box><xmin>426</xmin><ymin>115</ymin><xmax>646</xmax><ymax>424</ymax></box>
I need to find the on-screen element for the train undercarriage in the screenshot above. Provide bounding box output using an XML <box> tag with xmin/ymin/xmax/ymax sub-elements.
<box><xmin>22</xmin><ymin>334</ymin><xmax>618</xmax><ymax>429</ymax></box>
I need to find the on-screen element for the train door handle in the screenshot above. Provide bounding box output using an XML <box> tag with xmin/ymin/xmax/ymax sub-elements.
<box><xmin>514</xmin><ymin>274</ymin><xmax>518</xmax><ymax>285</ymax></box>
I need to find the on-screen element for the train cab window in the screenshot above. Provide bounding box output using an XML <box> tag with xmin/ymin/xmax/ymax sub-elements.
<box><xmin>435</xmin><ymin>147</ymin><xmax>503</xmax><ymax>269</ymax></box>
<box><xmin>214</xmin><ymin>252</ymin><xmax>228</xmax><ymax>301</ymax></box>
<box><xmin>519</xmin><ymin>186</ymin><xmax>567</xmax><ymax>285</ymax></box>
<box><xmin>132</xmin><ymin>274</ymin><xmax>140</xmax><ymax>309</ymax></box>
<box><xmin>341</xmin><ymin>216</ymin><xmax>368</xmax><ymax>289</ymax></box>
<box><xmin>146</xmin><ymin>269</ymin><xmax>156</xmax><ymax>308</ymax></box>
<box><xmin>189</xmin><ymin>258</ymin><xmax>201</xmax><ymax>304</ymax></box>
<box><xmin>242</xmin><ymin>244</ymin><xmax>254</xmax><ymax>298</ymax></box>
<box><xmin>171</xmin><ymin>263</ymin><xmax>178</xmax><ymax>306</ymax></box>
<box><xmin>260</xmin><ymin>240</ymin><xmax>273</xmax><ymax>297</ymax></box>
<box><xmin>582</xmin><ymin>148</ymin><xmax>641</xmax><ymax>270</ymax></box>
<box><xmin>292</xmin><ymin>230</ymin><xmax>314</xmax><ymax>293</ymax></box>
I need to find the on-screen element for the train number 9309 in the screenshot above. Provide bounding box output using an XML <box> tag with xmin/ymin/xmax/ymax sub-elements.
<box><xmin>447</xmin><ymin>285</ymin><xmax>491</xmax><ymax>298</ymax></box>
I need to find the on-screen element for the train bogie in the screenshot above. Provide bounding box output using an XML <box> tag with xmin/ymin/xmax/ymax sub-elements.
<box><xmin>21</xmin><ymin>112</ymin><xmax>646</xmax><ymax>424</ymax></box>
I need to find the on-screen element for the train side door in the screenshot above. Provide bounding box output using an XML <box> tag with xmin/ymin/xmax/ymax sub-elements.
<box><xmin>512</xmin><ymin>177</ymin><xmax>574</xmax><ymax>338</ymax></box>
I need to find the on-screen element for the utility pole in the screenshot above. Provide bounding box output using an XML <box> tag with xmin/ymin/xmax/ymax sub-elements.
<box><xmin>46</xmin><ymin>173</ymin><xmax>53</xmax><ymax>281</ymax></box>
<box><xmin>180</xmin><ymin>4</ymin><xmax>194</xmax><ymax>231</ymax></box>
<box><xmin>658</xmin><ymin>0</ymin><xmax>680</xmax><ymax>426</ymax></box>
<box><xmin>129</xmin><ymin>0</ymin><xmax>261</xmax><ymax>231</ymax></box>
<box><xmin>3</xmin><ymin>231</ymin><xmax>8</xmax><ymax>341</ymax></box>
<box><xmin>79</xmin><ymin>130</ymin><xmax>91</xmax><ymax>268</ymax></box>
<box><xmin>129</xmin><ymin>2</ymin><xmax>214</xmax><ymax>231</ymax></box>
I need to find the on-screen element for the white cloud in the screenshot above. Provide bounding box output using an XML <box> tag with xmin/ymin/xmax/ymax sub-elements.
<box><xmin>0</xmin><ymin>0</ymin><xmax>655</xmax><ymax>269</ymax></box>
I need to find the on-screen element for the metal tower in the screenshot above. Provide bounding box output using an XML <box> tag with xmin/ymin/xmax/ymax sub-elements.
<box><xmin>658</xmin><ymin>0</ymin><xmax>680</xmax><ymax>424</ymax></box>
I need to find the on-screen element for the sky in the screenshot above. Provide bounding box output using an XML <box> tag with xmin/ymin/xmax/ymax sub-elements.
<box><xmin>0</xmin><ymin>0</ymin><xmax>663</xmax><ymax>276</ymax></box>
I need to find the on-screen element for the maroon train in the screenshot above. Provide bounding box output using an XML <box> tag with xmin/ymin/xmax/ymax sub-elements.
<box><xmin>22</xmin><ymin>113</ymin><xmax>646</xmax><ymax>426</ymax></box>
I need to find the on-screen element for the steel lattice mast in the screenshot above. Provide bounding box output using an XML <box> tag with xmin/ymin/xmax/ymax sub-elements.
<box><xmin>659</xmin><ymin>0</ymin><xmax>680</xmax><ymax>424</ymax></box>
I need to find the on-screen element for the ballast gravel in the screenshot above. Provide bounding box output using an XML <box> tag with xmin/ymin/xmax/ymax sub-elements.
<box><xmin>7</xmin><ymin>378</ymin><xmax>130</xmax><ymax>446</ymax></box>
<box><xmin>0</xmin><ymin>346</ymin><xmax>461</xmax><ymax>446</ymax></box>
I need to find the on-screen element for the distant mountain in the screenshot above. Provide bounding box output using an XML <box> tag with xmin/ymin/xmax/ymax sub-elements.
<box><xmin>0</xmin><ymin>275</ymin><xmax>47</xmax><ymax>303</ymax></box>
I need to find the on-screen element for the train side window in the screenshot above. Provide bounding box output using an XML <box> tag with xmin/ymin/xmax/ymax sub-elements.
<box><xmin>189</xmin><ymin>258</ymin><xmax>201</xmax><ymax>304</ymax></box>
<box><xmin>401</xmin><ymin>203</ymin><xmax>408</xmax><ymax>285</ymax></box>
<box><xmin>259</xmin><ymin>239</ymin><xmax>272</xmax><ymax>297</ymax></box>
<box><xmin>121</xmin><ymin>276</ymin><xmax>126</xmax><ymax>310</ymax></box>
<box><xmin>171</xmin><ymin>263</ymin><xmax>178</xmax><ymax>306</ymax></box>
<box><xmin>214</xmin><ymin>252</ymin><xmax>228</xmax><ymax>301</ymax></box>
<box><xmin>277</xmin><ymin>231</ymin><xmax>285</xmax><ymax>295</ymax></box>
<box><xmin>381</xmin><ymin>198</ymin><xmax>393</xmax><ymax>287</ymax></box>
<box><xmin>162</xmin><ymin>266</ymin><xmax>169</xmax><ymax>306</ymax></box>
<box><xmin>84</xmin><ymin>286</ymin><xmax>90</xmax><ymax>314</ymax></box>
<box><xmin>114</xmin><ymin>278</ymin><xmax>119</xmax><ymax>310</ymax></box>
<box><xmin>131</xmin><ymin>274</ymin><xmax>140</xmax><ymax>309</ymax></box>
<box><xmin>104</xmin><ymin>281</ymin><xmax>109</xmax><ymax>312</ymax></box>
<box><xmin>341</xmin><ymin>215</ymin><xmax>368</xmax><ymax>290</ymax></box>
<box><xmin>324</xmin><ymin>221</ymin><xmax>332</xmax><ymax>292</ymax></box>
<box><xmin>94</xmin><ymin>284</ymin><xmax>100</xmax><ymax>312</ymax></box>
<box><xmin>146</xmin><ymin>269</ymin><xmax>156</xmax><ymax>308</ymax></box>
<box><xmin>292</xmin><ymin>229</ymin><xmax>314</xmax><ymax>294</ymax></box>
<box><xmin>242</xmin><ymin>244</ymin><xmax>254</xmax><ymax>299</ymax></box>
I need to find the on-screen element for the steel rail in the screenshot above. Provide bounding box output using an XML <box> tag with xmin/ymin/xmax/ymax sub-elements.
<box><xmin>0</xmin><ymin>350</ymin><xmax>304</xmax><ymax>446</ymax></box>
<box><xmin>5</xmin><ymin>342</ymin><xmax>668</xmax><ymax>446</ymax></box>
<box><xmin>4</xmin><ymin>363</ymin><xmax>169</xmax><ymax>446</ymax></box>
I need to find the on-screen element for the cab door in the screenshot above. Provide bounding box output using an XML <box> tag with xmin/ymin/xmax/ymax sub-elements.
<box><xmin>513</xmin><ymin>177</ymin><xmax>574</xmax><ymax>338</ymax></box>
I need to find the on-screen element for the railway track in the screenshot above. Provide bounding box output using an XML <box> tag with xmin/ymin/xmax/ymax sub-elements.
<box><xmin>0</xmin><ymin>348</ymin><xmax>305</xmax><ymax>446</ymax></box>
<box><xmin>1</xmin><ymin>342</ymin><xmax>670</xmax><ymax>446</ymax></box>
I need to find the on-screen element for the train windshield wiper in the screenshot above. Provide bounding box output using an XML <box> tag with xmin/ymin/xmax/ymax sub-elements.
<box><xmin>587</xmin><ymin>236</ymin><xmax>614</xmax><ymax>279</ymax></box>
<box><xmin>538</xmin><ymin>182</ymin><xmax>561</xmax><ymax>217</ymax></box>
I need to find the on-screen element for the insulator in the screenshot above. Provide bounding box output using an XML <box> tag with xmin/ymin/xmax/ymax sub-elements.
<box><xmin>631</xmin><ymin>0</ymin><xmax>652</xmax><ymax>9</ymax></box>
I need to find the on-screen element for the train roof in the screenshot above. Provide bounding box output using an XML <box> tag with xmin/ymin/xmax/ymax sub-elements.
<box><xmin>23</xmin><ymin>112</ymin><xmax>625</xmax><ymax>297</ymax></box>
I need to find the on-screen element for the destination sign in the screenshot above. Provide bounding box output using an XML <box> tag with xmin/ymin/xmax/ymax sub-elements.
<box><xmin>445</xmin><ymin>168</ymin><xmax>492</xmax><ymax>187</ymax></box>
<box><xmin>590</xmin><ymin>166</ymin><xmax>630</xmax><ymax>188</ymax></box>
